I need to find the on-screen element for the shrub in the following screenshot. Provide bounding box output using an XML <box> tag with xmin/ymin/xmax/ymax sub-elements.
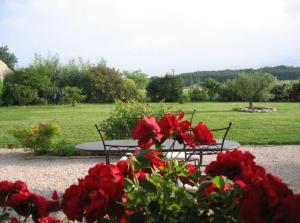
<box><xmin>271</xmin><ymin>82</ymin><xmax>292</xmax><ymax>101</ymax></box>
<box><xmin>62</xmin><ymin>86</ymin><xmax>86</xmax><ymax>106</ymax></box>
<box><xmin>203</xmin><ymin>78</ymin><xmax>221</xmax><ymax>100</ymax></box>
<box><xmin>289</xmin><ymin>80</ymin><xmax>300</xmax><ymax>101</ymax></box>
<box><xmin>189</xmin><ymin>88</ymin><xmax>208</xmax><ymax>101</ymax></box>
<box><xmin>218</xmin><ymin>80</ymin><xmax>241</xmax><ymax>101</ymax></box>
<box><xmin>99</xmin><ymin>100</ymin><xmax>170</xmax><ymax>139</ymax></box>
<box><xmin>123</xmin><ymin>69</ymin><xmax>149</xmax><ymax>89</ymax></box>
<box><xmin>178</xmin><ymin>94</ymin><xmax>190</xmax><ymax>104</ymax></box>
<box><xmin>7</xmin><ymin>84</ymin><xmax>39</xmax><ymax>105</ymax></box>
<box><xmin>2</xmin><ymin>68</ymin><xmax>51</xmax><ymax>105</ymax></box>
<box><xmin>10</xmin><ymin>121</ymin><xmax>60</xmax><ymax>154</ymax></box>
<box><xmin>51</xmin><ymin>141</ymin><xmax>80</xmax><ymax>156</ymax></box>
<box><xmin>146</xmin><ymin>75</ymin><xmax>183</xmax><ymax>102</ymax></box>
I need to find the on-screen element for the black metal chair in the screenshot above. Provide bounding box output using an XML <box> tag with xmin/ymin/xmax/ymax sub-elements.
<box><xmin>171</xmin><ymin>109</ymin><xmax>196</xmax><ymax>124</ymax></box>
<box><xmin>95</xmin><ymin>125</ymin><xmax>139</xmax><ymax>164</ymax></box>
<box><xmin>164</xmin><ymin>122</ymin><xmax>233</xmax><ymax>169</ymax></box>
<box><xmin>95</xmin><ymin>110</ymin><xmax>197</xmax><ymax>165</ymax></box>
<box><xmin>187</xmin><ymin>122</ymin><xmax>232</xmax><ymax>168</ymax></box>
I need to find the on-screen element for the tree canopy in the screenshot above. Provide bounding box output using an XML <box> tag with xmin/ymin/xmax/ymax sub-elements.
<box><xmin>233</xmin><ymin>72</ymin><xmax>277</xmax><ymax>108</ymax></box>
<box><xmin>146</xmin><ymin>75</ymin><xmax>183</xmax><ymax>102</ymax></box>
<box><xmin>0</xmin><ymin>46</ymin><xmax>18</xmax><ymax>69</ymax></box>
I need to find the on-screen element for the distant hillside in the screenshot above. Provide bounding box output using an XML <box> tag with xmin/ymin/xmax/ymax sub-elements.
<box><xmin>179</xmin><ymin>65</ymin><xmax>300</xmax><ymax>86</ymax></box>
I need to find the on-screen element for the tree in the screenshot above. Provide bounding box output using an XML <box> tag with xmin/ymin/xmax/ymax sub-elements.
<box><xmin>146</xmin><ymin>75</ymin><xmax>183</xmax><ymax>102</ymax></box>
<box><xmin>203</xmin><ymin>78</ymin><xmax>221</xmax><ymax>100</ymax></box>
<box><xmin>0</xmin><ymin>46</ymin><xmax>18</xmax><ymax>69</ymax></box>
<box><xmin>123</xmin><ymin>70</ymin><xmax>149</xmax><ymax>89</ymax></box>
<box><xmin>289</xmin><ymin>80</ymin><xmax>300</xmax><ymax>101</ymax></box>
<box><xmin>189</xmin><ymin>88</ymin><xmax>208</xmax><ymax>102</ymax></box>
<box><xmin>2</xmin><ymin>68</ymin><xmax>51</xmax><ymax>105</ymax></box>
<box><xmin>233</xmin><ymin>72</ymin><xmax>277</xmax><ymax>108</ymax></box>
<box><xmin>85</xmin><ymin>64</ymin><xmax>139</xmax><ymax>103</ymax></box>
<box><xmin>63</xmin><ymin>86</ymin><xmax>86</xmax><ymax>106</ymax></box>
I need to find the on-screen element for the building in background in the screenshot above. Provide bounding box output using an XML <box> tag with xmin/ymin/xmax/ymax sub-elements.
<box><xmin>0</xmin><ymin>59</ymin><xmax>12</xmax><ymax>80</ymax></box>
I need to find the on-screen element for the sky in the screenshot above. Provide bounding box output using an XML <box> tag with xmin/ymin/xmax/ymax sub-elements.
<box><xmin>1</xmin><ymin>0</ymin><xmax>300</xmax><ymax>76</ymax></box>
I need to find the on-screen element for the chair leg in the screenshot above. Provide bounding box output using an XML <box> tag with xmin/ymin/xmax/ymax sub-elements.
<box><xmin>106</xmin><ymin>151</ymin><xmax>110</xmax><ymax>165</ymax></box>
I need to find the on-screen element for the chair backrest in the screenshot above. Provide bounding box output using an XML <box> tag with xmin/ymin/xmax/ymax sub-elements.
<box><xmin>209</xmin><ymin>122</ymin><xmax>232</xmax><ymax>151</ymax></box>
<box><xmin>170</xmin><ymin>109</ymin><xmax>196</xmax><ymax>124</ymax></box>
<box><xmin>95</xmin><ymin>124</ymin><xmax>138</xmax><ymax>164</ymax></box>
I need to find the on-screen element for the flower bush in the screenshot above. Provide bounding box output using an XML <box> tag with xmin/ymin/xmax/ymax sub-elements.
<box><xmin>10</xmin><ymin>121</ymin><xmax>60</xmax><ymax>154</ymax></box>
<box><xmin>1</xmin><ymin>113</ymin><xmax>300</xmax><ymax>222</ymax></box>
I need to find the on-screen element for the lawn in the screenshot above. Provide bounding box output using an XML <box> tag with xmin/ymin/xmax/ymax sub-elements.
<box><xmin>0</xmin><ymin>102</ymin><xmax>300</xmax><ymax>148</ymax></box>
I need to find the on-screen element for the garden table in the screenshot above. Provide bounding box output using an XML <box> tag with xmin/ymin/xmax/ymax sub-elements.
<box><xmin>75</xmin><ymin>139</ymin><xmax>240</xmax><ymax>166</ymax></box>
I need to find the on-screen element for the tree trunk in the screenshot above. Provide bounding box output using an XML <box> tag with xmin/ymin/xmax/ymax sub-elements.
<box><xmin>72</xmin><ymin>100</ymin><xmax>75</xmax><ymax>107</ymax></box>
<box><xmin>249</xmin><ymin>100</ymin><xmax>253</xmax><ymax>109</ymax></box>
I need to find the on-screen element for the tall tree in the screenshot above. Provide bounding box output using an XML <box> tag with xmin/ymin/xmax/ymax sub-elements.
<box><xmin>146</xmin><ymin>75</ymin><xmax>183</xmax><ymax>102</ymax></box>
<box><xmin>123</xmin><ymin>70</ymin><xmax>149</xmax><ymax>89</ymax></box>
<box><xmin>233</xmin><ymin>72</ymin><xmax>277</xmax><ymax>108</ymax></box>
<box><xmin>0</xmin><ymin>46</ymin><xmax>18</xmax><ymax>69</ymax></box>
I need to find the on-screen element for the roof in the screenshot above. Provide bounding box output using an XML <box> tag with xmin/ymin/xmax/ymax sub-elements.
<box><xmin>0</xmin><ymin>59</ymin><xmax>12</xmax><ymax>80</ymax></box>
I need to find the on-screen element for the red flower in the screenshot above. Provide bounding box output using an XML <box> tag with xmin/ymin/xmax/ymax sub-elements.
<box><xmin>276</xmin><ymin>194</ymin><xmax>300</xmax><ymax>223</ymax></box>
<box><xmin>117</xmin><ymin>160</ymin><xmax>131</xmax><ymax>175</ymax></box>
<box><xmin>132</xmin><ymin>116</ymin><xmax>162</xmax><ymax>149</ymax></box>
<box><xmin>158</xmin><ymin>113</ymin><xmax>180</xmax><ymax>139</ymax></box>
<box><xmin>36</xmin><ymin>217</ymin><xmax>62</xmax><ymax>223</ymax></box>
<box><xmin>62</xmin><ymin>163</ymin><xmax>125</xmax><ymax>223</ymax></box>
<box><xmin>192</xmin><ymin>122</ymin><xmax>216</xmax><ymax>145</ymax></box>
<box><xmin>158</xmin><ymin>113</ymin><xmax>196</xmax><ymax>147</ymax></box>
<box><xmin>205</xmin><ymin>150</ymin><xmax>256</xmax><ymax>180</ymax></box>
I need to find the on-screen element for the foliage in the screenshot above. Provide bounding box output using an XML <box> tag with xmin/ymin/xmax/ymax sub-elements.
<box><xmin>289</xmin><ymin>80</ymin><xmax>300</xmax><ymax>101</ymax></box>
<box><xmin>189</xmin><ymin>88</ymin><xmax>209</xmax><ymax>101</ymax></box>
<box><xmin>180</xmin><ymin>65</ymin><xmax>300</xmax><ymax>86</ymax></box>
<box><xmin>124</xmin><ymin>70</ymin><xmax>149</xmax><ymax>89</ymax></box>
<box><xmin>7</xmin><ymin>84</ymin><xmax>39</xmax><ymax>105</ymax></box>
<box><xmin>0</xmin><ymin>45</ymin><xmax>18</xmax><ymax>69</ymax></box>
<box><xmin>218</xmin><ymin>79</ymin><xmax>241</xmax><ymax>101</ymax></box>
<box><xmin>51</xmin><ymin>141</ymin><xmax>81</xmax><ymax>156</ymax></box>
<box><xmin>178</xmin><ymin>94</ymin><xmax>190</xmax><ymax>104</ymax></box>
<box><xmin>85</xmin><ymin>64</ymin><xmax>139</xmax><ymax>103</ymax></box>
<box><xmin>62</xmin><ymin>86</ymin><xmax>86</xmax><ymax>106</ymax></box>
<box><xmin>146</xmin><ymin>75</ymin><xmax>183</xmax><ymax>102</ymax></box>
<box><xmin>100</xmin><ymin>100</ymin><xmax>170</xmax><ymax>139</ymax></box>
<box><xmin>271</xmin><ymin>82</ymin><xmax>292</xmax><ymax>101</ymax></box>
<box><xmin>10</xmin><ymin>121</ymin><xmax>60</xmax><ymax>154</ymax></box>
<box><xmin>0</xmin><ymin>54</ymin><xmax>141</xmax><ymax>105</ymax></box>
<box><xmin>233</xmin><ymin>72</ymin><xmax>277</xmax><ymax>108</ymax></box>
<box><xmin>2</xmin><ymin>68</ymin><xmax>51</xmax><ymax>105</ymax></box>
<box><xmin>203</xmin><ymin>78</ymin><xmax>221</xmax><ymax>100</ymax></box>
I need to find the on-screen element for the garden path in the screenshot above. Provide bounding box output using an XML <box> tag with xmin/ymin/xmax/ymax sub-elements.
<box><xmin>0</xmin><ymin>145</ymin><xmax>299</xmax><ymax>199</ymax></box>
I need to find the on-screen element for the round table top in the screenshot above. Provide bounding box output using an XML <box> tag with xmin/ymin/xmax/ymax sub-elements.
<box><xmin>75</xmin><ymin>139</ymin><xmax>240</xmax><ymax>155</ymax></box>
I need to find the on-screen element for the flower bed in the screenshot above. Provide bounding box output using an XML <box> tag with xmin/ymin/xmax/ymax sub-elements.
<box><xmin>1</xmin><ymin>113</ymin><xmax>300</xmax><ymax>223</ymax></box>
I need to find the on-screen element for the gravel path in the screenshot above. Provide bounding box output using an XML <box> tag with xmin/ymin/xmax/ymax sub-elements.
<box><xmin>0</xmin><ymin>145</ymin><xmax>299</xmax><ymax>199</ymax></box>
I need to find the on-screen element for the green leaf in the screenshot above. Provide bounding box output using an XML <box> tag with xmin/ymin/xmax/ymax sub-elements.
<box><xmin>211</xmin><ymin>176</ymin><xmax>225</xmax><ymax>190</ymax></box>
<box><xmin>140</xmin><ymin>179</ymin><xmax>157</xmax><ymax>192</ymax></box>
<box><xmin>127</xmin><ymin>211</ymin><xmax>146</xmax><ymax>223</ymax></box>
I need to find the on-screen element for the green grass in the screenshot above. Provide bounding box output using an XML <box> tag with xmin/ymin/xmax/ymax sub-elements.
<box><xmin>0</xmin><ymin>102</ymin><xmax>300</xmax><ymax>147</ymax></box>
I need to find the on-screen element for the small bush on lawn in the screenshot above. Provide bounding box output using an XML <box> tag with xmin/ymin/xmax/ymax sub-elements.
<box><xmin>178</xmin><ymin>94</ymin><xmax>190</xmax><ymax>104</ymax></box>
<box><xmin>51</xmin><ymin>141</ymin><xmax>81</xmax><ymax>156</ymax></box>
<box><xmin>100</xmin><ymin>100</ymin><xmax>170</xmax><ymax>139</ymax></box>
<box><xmin>10</xmin><ymin>121</ymin><xmax>60</xmax><ymax>154</ymax></box>
<box><xmin>189</xmin><ymin>88</ymin><xmax>209</xmax><ymax>101</ymax></box>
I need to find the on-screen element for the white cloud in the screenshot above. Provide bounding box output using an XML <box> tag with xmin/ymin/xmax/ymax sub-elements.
<box><xmin>1</xmin><ymin>0</ymin><xmax>300</xmax><ymax>75</ymax></box>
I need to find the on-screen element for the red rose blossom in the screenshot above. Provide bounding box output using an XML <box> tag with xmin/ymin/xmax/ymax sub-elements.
<box><xmin>192</xmin><ymin>122</ymin><xmax>216</xmax><ymax>145</ymax></box>
<box><xmin>132</xmin><ymin>116</ymin><xmax>162</xmax><ymax>149</ymax></box>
